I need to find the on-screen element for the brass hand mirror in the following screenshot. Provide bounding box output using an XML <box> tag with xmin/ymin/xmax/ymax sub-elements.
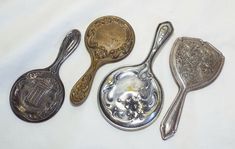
<box><xmin>70</xmin><ymin>16</ymin><xmax>135</xmax><ymax>105</ymax></box>
<box><xmin>160</xmin><ymin>37</ymin><xmax>225</xmax><ymax>140</ymax></box>
<box><xmin>10</xmin><ymin>30</ymin><xmax>81</xmax><ymax>122</ymax></box>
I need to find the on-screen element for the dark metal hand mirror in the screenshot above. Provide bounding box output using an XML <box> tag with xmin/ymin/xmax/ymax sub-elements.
<box><xmin>160</xmin><ymin>37</ymin><xmax>225</xmax><ymax>140</ymax></box>
<box><xmin>10</xmin><ymin>30</ymin><xmax>81</xmax><ymax>122</ymax></box>
<box><xmin>70</xmin><ymin>16</ymin><xmax>135</xmax><ymax>105</ymax></box>
<box><xmin>98</xmin><ymin>22</ymin><xmax>173</xmax><ymax>130</ymax></box>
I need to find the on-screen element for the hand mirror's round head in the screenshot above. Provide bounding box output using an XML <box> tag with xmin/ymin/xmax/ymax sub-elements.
<box><xmin>85</xmin><ymin>16</ymin><xmax>135</xmax><ymax>64</ymax></box>
<box><xmin>10</xmin><ymin>29</ymin><xmax>80</xmax><ymax>122</ymax></box>
<box><xmin>10</xmin><ymin>70</ymin><xmax>64</xmax><ymax>122</ymax></box>
<box><xmin>98</xmin><ymin>64</ymin><xmax>163</xmax><ymax>130</ymax></box>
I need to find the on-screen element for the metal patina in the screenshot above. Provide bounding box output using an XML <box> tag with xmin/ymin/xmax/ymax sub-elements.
<box><xmin>10</xmin><ymin>30</ymin><xmax>81</xmax><ymax>122</ymax></box>
<box><xmin>160</xmin><ymin>37</ymin><xmax>225</xmax><ymax>140</ymax></box>
<box><xmin>70</xmin><ymin>16</ymin><xmax>135</xmax><ymax>106</ymax></box>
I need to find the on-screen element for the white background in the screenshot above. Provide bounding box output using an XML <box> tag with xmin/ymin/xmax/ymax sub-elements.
<box><xmin>0</xmin><ymin>0</ymin><xmax>234</xmax><ymax>148</ymax></box>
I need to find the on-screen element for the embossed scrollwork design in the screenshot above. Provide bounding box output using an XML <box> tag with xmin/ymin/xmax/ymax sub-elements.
<box><xmin>70</xmin><ymin>16</ymin><xmax>135</xmax><ymax>105</ymax></box>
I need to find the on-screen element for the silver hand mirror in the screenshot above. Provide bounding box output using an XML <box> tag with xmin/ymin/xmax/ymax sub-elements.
<box><xmin>160</xmin><ymin>37</ymin><xmax>225</xmax><ymax>140</ymax></box>
<box><xmin>98</xmin><ymin>22</ymin><xmax>173</xmax><ymax>130</ymax></box>
<box><xmin>10</xmin><ymin>30</ymin><xmax>81</xmax><ymax>122</ymax></box>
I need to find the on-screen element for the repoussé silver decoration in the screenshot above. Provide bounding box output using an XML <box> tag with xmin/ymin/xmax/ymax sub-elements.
<box><xmin>98</xmin><ymin>21</ymin><xmax>174</xmax><ymax>130</ymax></box>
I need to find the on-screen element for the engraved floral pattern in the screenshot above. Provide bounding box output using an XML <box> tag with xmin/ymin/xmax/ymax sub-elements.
<box><xmin>71</xmin><ymin>73</ymin><xmax>92</xmax><ymax>103</ymax></box>
<box><xmin>174</xmin><ymin>38</ymin><xmax>224</xmax><ymax>88</ymax></box>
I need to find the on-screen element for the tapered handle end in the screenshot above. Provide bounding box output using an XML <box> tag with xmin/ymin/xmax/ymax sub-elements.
<box><xmin>159</xmin><ymin>88</ymin><xmax>187</xmax><ymax>140</ymax></box>
<box><xmin>160</xmin><ymin>122</ymin><xmax>176</xmax><ymax>140</ymax></box>
<box><xmin>70</xmin><ymin>87</ymin><xmax>88</xmax><ymax>106</ymax></box>
<box><xmin>153</xmin><ymin>21</ymin><xmax>174</xmax><ymax>49</ymax></box>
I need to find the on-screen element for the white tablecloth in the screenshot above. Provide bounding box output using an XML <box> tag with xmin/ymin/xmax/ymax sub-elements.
<box><xmin>0</xmin><ymin>0</ymin><xmax>234</xmax><ymax>148</ymax></box>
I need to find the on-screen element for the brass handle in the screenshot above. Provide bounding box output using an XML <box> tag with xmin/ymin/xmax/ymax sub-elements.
<box><xmin>70</xmin><ymin>63</ymin><xmax>98</xmax><ymax>105</ymax></box>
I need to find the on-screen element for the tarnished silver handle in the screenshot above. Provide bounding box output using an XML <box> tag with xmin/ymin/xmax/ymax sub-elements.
<box><xmin>49</xmin><ymin>29</ymin><xmax>81</xmax><ymax>73</ymax></box>
<box><xmin>160</xmin><ymin>88</ymin><xmax>187</xmax><ymax>140</ymax></box>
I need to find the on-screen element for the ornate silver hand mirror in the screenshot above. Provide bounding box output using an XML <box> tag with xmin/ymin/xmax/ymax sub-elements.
<box><xmin>160</xmin><ymin>37</ymin><xmax>225</xmax><ymax>140</ymax></box>
<box><xmin>10</xmin><ymin>30</ymin><xmax>81</xmax><ymax>122</ymax></box>
<box><xmin>98</xmin><ymin>22</ymin><xmax>173</xmax><ymax>130</ymax></box>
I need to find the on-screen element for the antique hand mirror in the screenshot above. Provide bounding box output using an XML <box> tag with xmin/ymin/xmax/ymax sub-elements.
<box><xmin>98</xmin><ymin>21</ymin><xmax>173</xmax><ymax>130</ymax></box>
<box><xmin>70</xmin><ymin>16</ymin><xmax>135</xmax><ymax>105</ymax></box>
<box><xmin>10</xmin><ymin>29</ymin><xmax>81</xmax><ymax>122</ymax></box>
<box><xmin>160</xmin><ymin>37</ymin><xmax>225</xmax><ymax>140</ymax></box>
